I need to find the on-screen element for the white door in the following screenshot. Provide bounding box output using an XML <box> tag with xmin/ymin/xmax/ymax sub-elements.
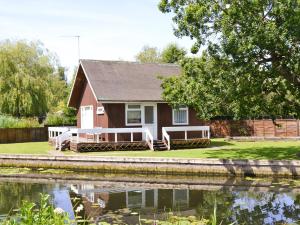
<box><xmin>81</xmin><ymin>106</ymin><xmax>94</xmax><ymax>129</ymax></box>
<box><xmin>142</xmin><ymin>104</ymin><xmax>157</xmax><ymax>140</ymax></box>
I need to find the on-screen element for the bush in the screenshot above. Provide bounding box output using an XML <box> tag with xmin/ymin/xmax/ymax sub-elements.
<box><xmin>44</xmin><ymin>112</ymin><xmax>76</xmax><ymax>126</ymax></box>
<box><xmin>0</xmin><ymin>115</ymin><xmax>40</xmax><ymax>128</ymax></box>
<box><xmin>44</xmin><ymin>106</ymin><xmax>76</xmax><ymax>126</ymax></box>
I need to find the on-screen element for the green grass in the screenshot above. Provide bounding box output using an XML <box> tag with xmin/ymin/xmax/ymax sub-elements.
<box><xmin>0</xmin><ymin>142</ymin><xmax>50</xmax><ymax>154</ymax></box>
<box><xmin>0</xmin><ymin>139</ymin><xmax>300</xmax><ymax>160</ymax></box>
<box><xmin>67</xmin><ymin>139</ymin><xmax>300</xmax><ymax>160</ymax></box>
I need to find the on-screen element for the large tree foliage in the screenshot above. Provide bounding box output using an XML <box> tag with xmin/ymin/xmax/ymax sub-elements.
<box><xmin>0</xmin><ymin>40</ymin><xmax>68</xmax><ymax>117</ymax></box>
<box><xmin>161</xmin><ymin>43</ymin><xmax>186</xmax><ymax>63</ymax></box>
<box><xmin>159</xmin><ymin>0</ymin><xmax>300</xmax><ymax>119</ymax></box>
<box><xmin>136</xmin><ymin>43</ymin><xmax>186</xmax><ymax>64</ymax></box>
<box><xmin>135</xmin><ymin>45</ymin><xmax>161</xmax><ymax>63</ymax></box>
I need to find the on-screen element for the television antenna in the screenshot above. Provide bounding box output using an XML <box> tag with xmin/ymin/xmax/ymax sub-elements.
<box><xmin>60</xmin><ymin>35</ymin><xmax>81</xmax><ymax>62</ymax></box>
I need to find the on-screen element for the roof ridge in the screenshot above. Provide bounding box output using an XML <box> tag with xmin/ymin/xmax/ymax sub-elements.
<box><xmin>80</xmin><ymin>59</ymin><xmax>179</xmax><ymax>67</ymax></box>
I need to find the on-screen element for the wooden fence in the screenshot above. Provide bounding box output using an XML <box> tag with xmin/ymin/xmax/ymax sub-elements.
<box><xmin>0</xmin><ymin>127</ymin><xmax>48</xmax><ymax>143</ymax></box>
<box><xmin>209</xmin><ymin>119</ymin><xmax>300</xmax><ymax>137</ymax></box>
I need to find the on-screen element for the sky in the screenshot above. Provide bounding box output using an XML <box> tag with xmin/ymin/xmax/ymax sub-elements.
<box><xmin>0</xmin><ymin>0</ymin><xmax>194</xmax><ymax>80</ymax></box>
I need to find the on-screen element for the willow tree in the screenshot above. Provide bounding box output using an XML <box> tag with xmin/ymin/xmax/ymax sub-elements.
<box><xmin>0</xmin><ymin>40</ymin><xmax>67</xmax><ymax>117</ymax></box>
<box><xmin>159</xmin><ymin>0</ymin><xmax>300</xmax><ymax>119</ymax></box>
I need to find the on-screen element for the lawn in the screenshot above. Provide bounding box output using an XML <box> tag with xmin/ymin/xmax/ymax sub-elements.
<box><xmin>67</xmin><ymin>139</ymin><xmax>300</xmax><ymax>160</ymax></box>
<box><xmin>0</xmin><ymin>139</ymin><xmax>300</xmax><ymax>160</ymax></box>
<box><xmin>0</xmin><ymin>142</ymin><xmax>51</xmax><ymax>154</ymax></box>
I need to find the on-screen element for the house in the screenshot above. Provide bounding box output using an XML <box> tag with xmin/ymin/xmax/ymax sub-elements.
<box><xmin>49</xmin><ymin>60</ymin><xmax>210</xmax><ymax>151</ymax></box>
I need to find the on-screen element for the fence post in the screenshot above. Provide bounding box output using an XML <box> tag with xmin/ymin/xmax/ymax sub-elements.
<box><xmin>297</xmin><ymin>119</ymin><xmax>299</xmax><ymax>137</ymax></box>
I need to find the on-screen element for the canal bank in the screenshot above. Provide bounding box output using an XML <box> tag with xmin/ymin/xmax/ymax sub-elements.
<box><xmin>0</xmin><ymin>154</ymin><xmax>299</xmax><ymax>177</ymax></box>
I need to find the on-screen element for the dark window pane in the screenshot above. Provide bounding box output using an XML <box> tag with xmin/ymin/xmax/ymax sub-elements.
<box><xmin>145</xmin><ymin>190</ymin><xmax>154</xmax><ymax>207</ymax></box>
<box><xmin>127</xmin><ymin>110</ymin><xmax>141</xmax><ymax>124</ymax></box>
<box><xmin>145</xmin><ymin>106</ymin><xmax>154</xmax><ymax>124</ymax></box>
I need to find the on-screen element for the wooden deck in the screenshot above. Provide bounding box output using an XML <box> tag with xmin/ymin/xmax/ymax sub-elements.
<box><xmin>68</xmin><ymin>138</ymin><xmax>210</xmax><ymax>152</ymax></box>
<box><xmin>171</xmin><ymin>138</ymin><xmax>211</xmax><ymax>149</ymax></box>
<box><xmin>70</xmin><ymin>141</ymin><xmax>149</xmax><ymax>152</ymax></box>
<box><xmin>49</xmin><ymin>126</ymin><xmax>211</xmax><ymax>152</ymax></box>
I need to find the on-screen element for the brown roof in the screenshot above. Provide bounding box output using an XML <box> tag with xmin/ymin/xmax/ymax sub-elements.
<box><xmin>75</xmin><ymin>59</ymin><xmax>180</xmax><ymax>103</ymax></box>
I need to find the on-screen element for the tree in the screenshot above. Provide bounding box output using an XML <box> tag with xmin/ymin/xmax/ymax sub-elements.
<box><xmin>161</xmin><ymin>43</ymin><xmax>186</xmax><ymax>63</ymax></box>
<box><xmin>135</xmin><ymin>45</ymin><xmax>161</xmax><ymax>63</ymax></box>
<box><xmin>159</xmin><ymin>0</ymin><xmax>300</xmax><ymax>119</ymax></box>
<box><xmin>0</xmin><ymin>40</ymin><xmax>67</xmax><ymax>117</ymax></box>
<box><xmin>162</xmin><ymin>54</ymin><xmax>237</xmax><ymax>119</ymax></box>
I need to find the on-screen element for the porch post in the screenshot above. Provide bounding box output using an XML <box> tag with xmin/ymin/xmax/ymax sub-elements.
<box><xmin>115</xmin><ymin>133</ymin><xmax>117</xmax><ymax>142</ymax></box>
<box><xmin>131</xmin><ymin>132</ymin><xmax>133</xmax><ymax>142</ymax></box>
<box><xmin>185</xmin><ymin>130</ymin><xmax>187</xmax><ymax>140</ymax></box>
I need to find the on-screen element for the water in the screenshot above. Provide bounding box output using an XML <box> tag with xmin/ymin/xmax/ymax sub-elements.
<box><xmin>0</xmin><ymin>171</ymin><xmax>299</xmax><ymax>225</ymax></box>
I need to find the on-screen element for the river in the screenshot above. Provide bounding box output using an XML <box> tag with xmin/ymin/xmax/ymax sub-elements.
<box><xmin>0</xmin><ymin>168</ymin><xmax>299</xmax><ymax>224</ymax></box>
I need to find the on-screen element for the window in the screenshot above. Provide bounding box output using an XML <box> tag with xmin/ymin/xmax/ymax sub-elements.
<box><xmin>172</xmin><ymin>107</ymin><xmax>188</xmax><ymax>125</ymax></box>
<box><xmin>126</xmin><ymin>104</ymin><xmax>142</xmax><ymax>125</ymax></box>
<box><xmin>144</xmin><ymin>106</ymin><xmax>154</xmax><ymax>124</ymax></box>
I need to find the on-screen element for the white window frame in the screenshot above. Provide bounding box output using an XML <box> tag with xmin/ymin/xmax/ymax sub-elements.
<box><xmin>125</xmin><ymin>104</ymin><xmax>142</xmax><ymax>126</ymax></box>
<box><xmin>80</xmin><ymin>105</ymin><xmax>94</xmax><ymax>129</ymax></box>
<box><xmin>172</xmin><ymin>107</ymin><xmax>189</xmax><ymax>125</ymax></box>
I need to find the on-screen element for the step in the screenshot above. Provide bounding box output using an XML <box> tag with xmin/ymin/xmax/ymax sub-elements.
<box><xmin>153</xmin><ymin>143</ymin><xmax>166</xmax><ymax>146</ymax></box>
<box><xmin>154</xmin><ymin>147</ymin><xmax>168</xmax><ymax>151</ymax></box>
<box><xmin>153</xmin><ymin>140</ymin><xmax>168</xmax><ymax>151</ymax></box>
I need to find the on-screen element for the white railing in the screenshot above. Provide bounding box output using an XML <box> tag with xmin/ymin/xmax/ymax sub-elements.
<box><xmin>144</xmin><ymin>128</ymin><xmax>154</xmax><ymax>150</ymax></box>
<box><xmin>162</xmin><ymin>126</ymin><xmax>210</xmax><ymax>140</ymax></box>
<box><xmin>48</xmin><ymin>126</ymin><xmax>76</xmax><ymax>139</ymax></box>
<box><xmin>68</xmin><ymin>127</ymin><xmax>102</xmax><ymax>143</ymax></box>
<box><xmin>162</xmin><ymin>127</ymin><xmax>171</xmax><ymax>150</ymax></box>
<box><xmin>57</xmin><ymin>131</ymin><xmax>72</xmax><ymax>150</ymax></box>
<box><xmin>69</xmin><ymin>127</ymin><xmax>154</xmax><ymax>150</ymax></box>
<box><xmin>162</xmin><ymin>126</ymin><xmax>210</xmax><ymax>150</ymax></box>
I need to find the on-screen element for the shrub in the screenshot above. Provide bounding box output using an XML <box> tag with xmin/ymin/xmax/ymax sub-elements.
<box><xmin>44</xmin><ymin>112</ymin><xmax>76</xmax><ymax>126</ymax></box>
<box><xmin>0</xmin><ymin>115</ymin><xmax>40</xmax><ymax>128</ymax></box>
<box><xmin>45</xmin><ymin>106</ymin><xmax>76</xmax><ymax>126</ymax></box>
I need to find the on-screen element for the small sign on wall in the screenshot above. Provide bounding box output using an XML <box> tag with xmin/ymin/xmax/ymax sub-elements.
<box><xmin>96</xmin><ymin>106</ymin><xmax>105</xmax><ymax>115</ymax></box>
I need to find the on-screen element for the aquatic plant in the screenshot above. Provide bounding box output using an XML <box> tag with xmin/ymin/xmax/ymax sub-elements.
<box><xmin>1</xmin><ymin>194</ymin><xmax>70</xmax><ymax>225</ymax></box>
<box><xmin>139</xmin><ymin>213</ymin><xmax>209</xmax><ymax>225</ymax></box>
<box><xmin>0</xmin><ymin>194</ymin><xmax>236</xmax><ymax>225</ymax></box>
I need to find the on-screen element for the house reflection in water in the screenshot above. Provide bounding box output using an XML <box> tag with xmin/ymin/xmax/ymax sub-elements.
<box><xmin>69</xmin><ymin>184</ymin><xmax>194</xmax><ymax>222</ymax></box>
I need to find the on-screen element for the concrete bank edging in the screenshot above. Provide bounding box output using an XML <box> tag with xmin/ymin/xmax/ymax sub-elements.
<box><xmin>0</xmin><ymin>154</ymin><xmax>299</xmax><ymax>177</ymax></box>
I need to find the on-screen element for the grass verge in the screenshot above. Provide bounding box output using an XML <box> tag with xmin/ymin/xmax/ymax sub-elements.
<box><xmin>0</xmin><ymin>139</ymin><xmax>300</xmax><ymax>160</ymax></box>
<box><xmin>0</xmin><ymin>142</ymin><xmax>50</xmax><ymax>154</ymax></box>
<box><xmin>66</xmin><ymin>139</ymin><xmax>300</xmax><ymax>160</ymax></box>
